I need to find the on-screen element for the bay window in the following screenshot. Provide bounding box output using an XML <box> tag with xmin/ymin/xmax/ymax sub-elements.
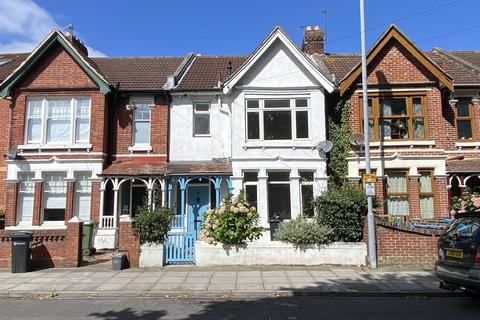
<box><xmin>267</xmin><ymin>171</ymin><xmax>291</xmax><ymax>220</ymax></box>
<box><xmin>246</xmin><ymin>98</ymin><xmax>309</xmax><ymax>141</ymax></box>
<box><xmin>42</xmin><ymin>173</ymin><xmax>67</xmax><ymax>223</ymax></box>
<box><xmin>243</xmin><ymin>171</ymin><xmax>258</xmax><ymax>209</ymax></box>
<box><xmin>17</xmin><ymin>173</ymin><xmax>35</xmax><ymax>225</ymax></box>
<box><xmin>385</xmin><ymin>171</ymin><xmax>409</xmax><ymax>216</ymax></box>
<box><xmin>133</xmin><ymin>102</ymin><xmax>151</xmax><ymax>145</ymax></box>
<box><xmin>299</xmin><ymin>171</ymin><xmax>314</xmax><ymax>217</ymax></box>
<box><xmin>363</xmin><ymin>96</ymin><xmax>426</xmax><ymax>141</ymax></box>
<box><xmin>193</xmin><ymin>103</ymin><xmax>210</xmax><ymax>136</ymax></box>
<box><xmin>419</xmin><ymin>171</ymin><xmax>435</xmax><ymax>219</ymax></box>
<box><xmin>455</xmin><ymin>98</ymin><xmax>474</xmax><ymax>139</ymax></box>
<box><xmin>74</xmin><ymin>172</ymin><xmax>92</xmax><ymax>221</ymax></box>
<box><xmin>25</xmin><ymin>97</ymin><xmax>90</xmax><ymax>145</ymax></box>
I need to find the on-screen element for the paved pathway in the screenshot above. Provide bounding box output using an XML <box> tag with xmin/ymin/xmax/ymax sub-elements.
<box><xmin>0</xmin><ymin>265</ymin><xmax>450</xmax><ymax>298</ymax></box>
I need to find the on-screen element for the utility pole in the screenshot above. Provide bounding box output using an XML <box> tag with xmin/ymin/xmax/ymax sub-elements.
<box><xmin>360</xmin><ymin>0</ymin><xmax>377</xmax><ymax>269</ymax></box>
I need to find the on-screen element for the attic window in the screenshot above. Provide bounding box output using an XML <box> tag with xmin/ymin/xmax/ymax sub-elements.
<box><xmin>0</xmin><ymin>59</ymin><xmax>12</xmax><ymax>66</ymax></box>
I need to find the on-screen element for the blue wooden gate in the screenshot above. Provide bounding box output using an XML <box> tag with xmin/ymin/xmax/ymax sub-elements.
<box><xmin>164</xmin><ymin>232</ymin><xmax>196</xmax><ymax>264</ymax></box>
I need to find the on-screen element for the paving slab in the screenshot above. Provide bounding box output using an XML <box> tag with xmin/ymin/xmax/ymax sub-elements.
<box><xmin>213</xmin><ymin>271</ymin><xmax>237</xmax><ymax>277</ymax></box>
<box><xmin>188</xmin><ymin>271</ymin><xmax>213</xmax><ymax>278</ymax></box>
<box><xmin>158</xmin><ymin>276</ymin><xmax>186</xmax><ymax>284</ymax></box>
<box><xmin>262</xmin><ymin>271</ymin><xmax>286</xmax><ymax>277</ymax></box>
<box><xmin>288</xmin><ymin>276</ymin><xmax>315</xmax><ymax>283</ymax></box>
<box><xmin>236</xmin><ymin>277</ymin><xmax>262</xmax><ymax>284</ymax></box>
<box><xmin>181</xmin><ymin>283</ymin><xmax>209</xmax><ymax>291</ymax></box>
<box><xmin>207</xmin><ymin>283</ymin><xmax>236</xmax><ymax>291</ymax></box>
<box><xmin>151</xmin><ymin>283</ymin><xmax>182</xmax><ymax>291</ymax></box>
<box><xmin>262</xmin><ymin>276</ymin><xmax>289</xmax><ymax>283</ymax></box>
<box><xmin>210</xmin><ymin>277</ymin><xmax>236</xmax><ymax>284</ymax></box>
<box><xmin>96</xmin><ymin>283</ymin><xmax>128</xmax><ymax>291</ymax></box>
<box><xmin>237</xmin><ymin>271</ymin><xmax>261</xmax><ymax>277</ymax></box>
<box><xmin>236</xmin><ymin>283</ymin><xmax>264</xmax><ymax>291</ymax></box>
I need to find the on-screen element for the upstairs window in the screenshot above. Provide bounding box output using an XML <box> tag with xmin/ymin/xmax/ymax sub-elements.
<box><xmin>193</xmin><ymin>103</ymin><xmax>210</xmax><ymax>136</ymax></box>
<box><xmin>25</xmin><ymin>97</ymin><xmax>90</xmax><ymax>145</ymax></box>
<box><xmin>363</xmin><ymin>96</ymin><xmax>426</xmax><ymax>141</ymax></box>
<box><xmin>132</xmin><ymin>101</ymin><xmax>151</xmax><ymax>146</ymax></box>
<box><xmin>246</xmin><ymin>98</ymin><xmax>309</xmax><ymax>141</ymax></box>
<box><xmin>455</xmin><ymin>98</ymin><xmax>474</xmax><ymax>139</ymax></box>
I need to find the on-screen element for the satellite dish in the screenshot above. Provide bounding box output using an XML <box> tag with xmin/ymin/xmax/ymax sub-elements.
<box><xmin>316</xmin><ymin>140</ymin><xmax>333</xmax><ymax>153</ymax></box>
<box><xmin>349</xmin><ymin>133</ymin><xmax>365</xmax><ymax>146</ymax></box>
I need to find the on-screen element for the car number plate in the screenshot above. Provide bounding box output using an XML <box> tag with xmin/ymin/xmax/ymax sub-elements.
<box><xmin>445</xmin><ymin>249</ymin><xmax>464</xmax><ymax>259</ymax></box>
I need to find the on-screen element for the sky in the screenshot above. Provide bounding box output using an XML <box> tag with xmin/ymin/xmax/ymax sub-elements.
<box><xmin>0</xmin><ymin>0</ymin><xmax>479</xmax><ymax>57</ymax></box>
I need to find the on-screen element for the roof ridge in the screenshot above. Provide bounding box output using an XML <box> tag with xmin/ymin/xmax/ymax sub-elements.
<box><xmin>433</xmin><ymin>48</ymin><xmax>480</xmax><ymax>73</ymax></box>
<box><xmin>92</xmin><ymin>56</ymin><xmax>184</xmax><ymax>60</ymax></box>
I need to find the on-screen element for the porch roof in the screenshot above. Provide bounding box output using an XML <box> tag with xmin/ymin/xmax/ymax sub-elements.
<box><xmin>167</xmin><ymin>161</ymin><xmax>232</xmax><ymax>176</ymax></box>
<box><xmin>446</xmin><ymin>159</ymin><xmax>480</xmax><ymax>173</ymax></box>
<box><xmin>101</xmin><ymin>160</ymin><xmax>232</xmax><ymax>176</ymax></box>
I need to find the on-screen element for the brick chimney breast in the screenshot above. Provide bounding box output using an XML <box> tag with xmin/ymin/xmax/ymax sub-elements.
<box><xmin>65</xmin><ymin>31</ymin><xmax>89</xmax><ymax>57</ymax></box>
<box><xmin>301</xmin><ymin>25</ymin><xmax>324</xmax><ymax>55</ymax></box>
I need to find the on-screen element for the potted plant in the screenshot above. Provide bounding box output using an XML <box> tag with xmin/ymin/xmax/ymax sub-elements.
<box><xmin>0</xmin><ymin>209</ymin><xmax>5</xmax><ymax>230</ymax></box>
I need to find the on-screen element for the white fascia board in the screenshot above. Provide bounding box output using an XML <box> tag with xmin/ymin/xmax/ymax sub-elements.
<box><xmin>222</xmin><ymin>28</ymin><xmax>334</xmax><ymax>94</ymax></box>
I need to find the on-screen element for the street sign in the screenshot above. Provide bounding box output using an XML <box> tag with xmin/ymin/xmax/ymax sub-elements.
<box><xmin>365</xmin><ymin>182</ymin><xmax>375</xmax><ymax>196</ymax></box>
<box><xmin>362</xmin><ymin>173</ymin><xmax>376</xmax><ymax>183</ymax></box>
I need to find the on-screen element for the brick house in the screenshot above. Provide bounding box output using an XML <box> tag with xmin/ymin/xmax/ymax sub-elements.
<box><xmin>317</xmin><ymin>25</ymin><xmax>480</xmax><ymax>219</ymax></box>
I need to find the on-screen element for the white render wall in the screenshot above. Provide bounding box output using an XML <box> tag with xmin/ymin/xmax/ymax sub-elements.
<box><xmin>169</xmin><ymin>95</ymin><xmax>231</xmax><ymax>161</ymax></box>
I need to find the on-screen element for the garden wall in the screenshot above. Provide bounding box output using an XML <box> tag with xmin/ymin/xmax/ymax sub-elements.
<box><xmin>0</xmin><ymin>219</ymin><xmax>83</xmax><ymax>268</ymax></box>
<box><xmin>365</xmin><ymin>223</ymin><xmax>440</xmax><ymax>265</ymax></box>
<box><xmin>196</xmin><ymin>241</ymin><xmax>367</xmax><ymax>266</ymax></box>
<box><xmin>118</xmin><ymin>216</ymin><xmax>140</xmax><ymax>267</ymax></box>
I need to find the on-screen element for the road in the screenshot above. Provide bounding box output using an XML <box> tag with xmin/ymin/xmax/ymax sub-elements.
<box><xmin>1</xmin><ymin>296</ymin><xmax>479</xmax><ymax>319</ymax></box>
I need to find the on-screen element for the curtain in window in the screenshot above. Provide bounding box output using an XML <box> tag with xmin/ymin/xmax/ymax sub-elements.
<box><xmin>43</xmin><ymin>174</ymin><xmax>67</xmax><ymax>222</ymax></box>
<box><xmin>17</xmin><ymin>173</ymin><xmax>35</xmax><ymax>224</ymax></box>
<box><xmin>420</xmin><ymin>197</ymin><xmax>434</xmax><ymax>219</ymax></box>
<box><xmin>74</xmin><ymin>173</ymin><xmax>91</xmax><ymax>220</ymax></box>
<box><xmin>134</xmin><ymin>104</ymin><xmax>151</xmax><ymax>144</ymax></box>
<box><xmin>27</xmin><ymin>100</ymin><xmax>42</xmax><ymax>143</ymax></box>
<box><xmin>420</xmin><ymin>174</ymin><xmax>432</xmax><ymax>192</ymax></box>
<box><xmin>387</xmin><ymin>173</ymin><xmax>409</xmax><ymax>215</ymax></box>
<box><xmin>75</xmin><ymin>99</ymin><xmax>90</xmax><ymax>142</ymax></box>
<box><xmin>47</xmin><ymin>100</ymin><xmax>71</xmax><ymax>143</ymax></box>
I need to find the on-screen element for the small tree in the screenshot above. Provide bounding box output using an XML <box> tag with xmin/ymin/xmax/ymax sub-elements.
<box><xmin>132</xmin><ymin>185</ymin><xmax>175</xmax><ymax>244</ymax></box>
<box><xmin>314</xmin><ymin>185</ymin><xmax>368</xmax><ymax>242</ymax></box>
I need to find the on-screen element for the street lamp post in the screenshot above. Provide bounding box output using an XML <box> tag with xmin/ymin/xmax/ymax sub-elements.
<box><xmin>360</xmin><ymin>0</ymin><xmax>377</xmax><ymax>269</ymax></box>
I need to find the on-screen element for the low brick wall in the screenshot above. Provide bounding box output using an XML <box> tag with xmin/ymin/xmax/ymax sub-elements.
<box><xmin>118</xmin><ymin>217</ymin><xmax>140</xmax><ymax>267</ymax></box>
<box><xmin>364</xmin><ymin>222</ymin><xmax>440</xmax><ymax>265</ymax></box>
<box><xmin>0</xmin><ymin>220</ymin><xmax>83</xmax><ymax>269</ymax></box>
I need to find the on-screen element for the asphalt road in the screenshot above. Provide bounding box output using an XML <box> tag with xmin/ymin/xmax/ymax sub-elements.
<box><xmin>1</xmin><ymin>296</ymin><xmax>479</xmax><ymax>320</ymax></box>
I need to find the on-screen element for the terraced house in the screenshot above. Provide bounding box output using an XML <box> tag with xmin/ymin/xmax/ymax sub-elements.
<box><xmin>0</xmin><ymin>24</ymin><xmax>479</xmax><ymax>266</ymax></box>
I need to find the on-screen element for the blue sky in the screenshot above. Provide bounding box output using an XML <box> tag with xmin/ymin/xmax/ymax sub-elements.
<box><xmin>0</xmin><ymin>0</ymin><xmax>479</xmax><ymax>57</ymax></box>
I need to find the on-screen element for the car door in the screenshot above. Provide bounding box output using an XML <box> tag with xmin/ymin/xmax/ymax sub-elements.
<box><xmin>441</xmin><ymin>216</ymin><xmax>480</xmax><ymax>270</ymax></box>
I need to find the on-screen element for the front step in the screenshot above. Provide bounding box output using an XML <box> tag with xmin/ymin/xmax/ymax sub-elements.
<box><xmin>94</xmin><ymin>228</ymin><xmax>117</xmax><ymax>249</ymax></box>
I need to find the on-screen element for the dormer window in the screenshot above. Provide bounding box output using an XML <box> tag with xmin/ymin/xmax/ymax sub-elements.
<box><xmin>25</xmin><ymin>97</ymin><xmax>91</xmax><ymax>145</ymax></box>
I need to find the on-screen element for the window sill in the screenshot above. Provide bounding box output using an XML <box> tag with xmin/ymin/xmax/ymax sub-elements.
<box><xmin>455</xmin><ymin>141</ymin><xmax>480</xmax><ymax>148</ymax></box>
<box><xmin>193</xmin><ymin>134</ymin><xmax>211</xmax><ymax>138</ymax></box>
<box><xmin>369</xmin><ymin>140</ymin><xmax>435</xmax><ymax>147</ymax></box>
<box><xmin>6</xmin><ymin>225</ymin><xmax>67</xmax><ymax>230</ymax></box>
<box><xmin>128</xmin><ymin>145</ymin><xmax>153</xmax><ymax>152</ymax></box>
<box><xmin>18</xmin><ymin>144</ymin><xmax>92</xmax><ymax>151</ymax></box>
<box><xmin>242</xmin><ymin>141</ymin><xmax>314</xmax><ymax>149</ymax></box>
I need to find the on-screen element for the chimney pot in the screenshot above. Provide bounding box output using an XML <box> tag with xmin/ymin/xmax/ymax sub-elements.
<box><xmin>306</xmin><ymin>26</ymin><xmax>312</xmax><ymax>31</ymax></box>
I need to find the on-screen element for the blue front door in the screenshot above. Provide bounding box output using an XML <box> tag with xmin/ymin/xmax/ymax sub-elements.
<box><xmin>187</xmin><ymin>185</ymin><xmax>209</xmax><ymax>239</ymax></box>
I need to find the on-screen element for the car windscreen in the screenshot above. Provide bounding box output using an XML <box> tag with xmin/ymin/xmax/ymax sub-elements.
<box><xmin>445</xmin><ymin>217</ymin><xmax>480</xmax><ymax>241</ymax></box>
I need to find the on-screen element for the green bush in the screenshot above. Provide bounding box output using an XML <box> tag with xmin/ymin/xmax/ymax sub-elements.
<box><xmin>314</xmin><ymin>185</ymin><xmax>368</xmax><ymax>242</ymax></box>
<box><xmin>274</xmin><ymin>216</ymin><xmax>333</xmax><ymax>250</ymax></box>
<box><xmin>132</xmin><ymin>205</ymin><xmax>175</xmax><ymax>244</ymax></box>
<box><xmin>0</xmin><ymin>209</ymin><xmax>5</xmax><ymax>219</ymax></box>
<box><xmin>200</xmin><ymin>190</ymin><xmax>263</xmax><ymax>244</ymax></box>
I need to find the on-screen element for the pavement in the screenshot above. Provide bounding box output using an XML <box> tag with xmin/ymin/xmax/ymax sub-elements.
<box><xmin>0</xmin><ymin>264</ymin><xmax>461</xmax><ymax>299</ymax></box>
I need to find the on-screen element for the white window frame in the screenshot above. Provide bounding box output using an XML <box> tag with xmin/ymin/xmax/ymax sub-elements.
<box><xmin>24</xmin><ymin>96</ymin><xmax>91</xmax><ymax>146</ymax></box>
<box><xmin>74</xmin><ymin>172</ymin><xmax>92</xmax><ymax>221</ymax></box>
<box><xmin>41</xmin><ymin>172</ymin><xmax>68</xmax><ymax>225</ymax></box>
<box><xmin>16</xmin><ymin>172</ymin><xmax>35</xmax><ymax>226</ymax></box>
<box><xmin>299</xmin><ymin>170</ymin><xmax>315</xmax><ymax>217</ymax></box>
<box><xmin>131</xmin><ymin>97</ymin><xmax>153</xmax><ymax>147</ymax></box>
<box><xmin>243</xmin><ymin>171</ymin><xmax>259</xmax><ymax>207</ymax></box>
<box><xmin>193</xmin><ymin>102</ymin><xmax>211</xmax><ymax>137</ymax></box>
<box><xmin>245</xmin><ymin>98</ymin><xmax>310</xmax><ymax>142</ymax></box>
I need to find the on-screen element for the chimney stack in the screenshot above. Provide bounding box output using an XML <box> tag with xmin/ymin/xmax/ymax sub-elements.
<box><xmin>301</xmin><ymin>25</ymin><xmax>324</xmax><ymax>55</ymax></box>
<box><xmin>65</xmin><ymin>31</ymin><xmax>89</xmax><ymax>56</ymax></box>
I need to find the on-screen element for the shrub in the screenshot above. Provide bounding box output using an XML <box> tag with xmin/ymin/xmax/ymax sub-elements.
<box><xmin>451</xmin><ymin>188</ymin><xmax>480</xmax><ymax>214</ymax></box>
<box><xmin>132</xmin><ymin>205</ymin><xmax>175</xmax><ymax>244</ymax></box>
<box><xmin>314</xmin><ymin>185</ymin><xmax>368</xmax><ymax>242</ymax></box>
<box><xmin>200</xmin><ymin>190</ymin><xmax>263</xmax><ymax>244</ymax></box>
<box><xmin>0</xmin><ymin>209</ymin><xmax>4</xmax><ymax>219</ymax></box>
<box><xmin>274</xmin><ymin>216</ymin><xmax>333</xmax><ymax>250</ymax></box>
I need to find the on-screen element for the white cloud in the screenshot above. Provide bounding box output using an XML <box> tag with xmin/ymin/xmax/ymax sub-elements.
<box><xmin>0</xmin><ymin>0</ymin><xmax>106</xmax><ymax>56</ymax></box>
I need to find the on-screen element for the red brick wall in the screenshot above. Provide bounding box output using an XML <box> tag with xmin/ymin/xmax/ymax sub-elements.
<box><xmin>111</xmin><ymin>95</ymin><xmax>169</xmax><ymax>158</ymax></box>
<box><xmin>118</xmin><ymin>220</ymin><xmax>140</xmax><ymax>267</ymax></box>
<box><xmin>0</xmin><ymin>220</ymin><xmax>83</xmax><ymax>268</ymax></box>
<box><xmin>374</xmin><ymin>224</ymin><xmax>439</xmax><ymax>265</ymax></box>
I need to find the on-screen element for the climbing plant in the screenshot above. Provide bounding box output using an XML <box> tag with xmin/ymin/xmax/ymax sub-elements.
<box><xmin>328</xmin><ymin>98</ymin><xmax>351</xmax><ymax>187</ymax></box>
